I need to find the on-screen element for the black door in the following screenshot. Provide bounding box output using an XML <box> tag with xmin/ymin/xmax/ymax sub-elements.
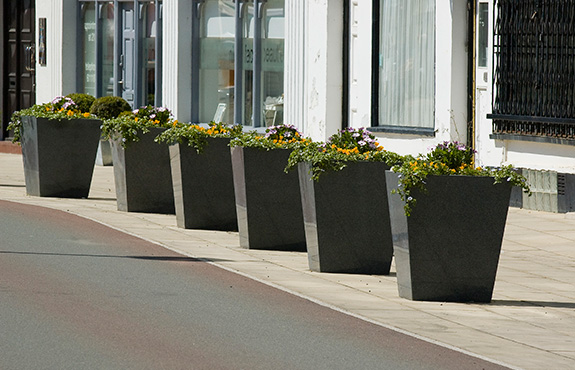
<box><xmin>1</xmin><ymin>0</ymin><xmax>36</xmax><ymax>140</ymax></box>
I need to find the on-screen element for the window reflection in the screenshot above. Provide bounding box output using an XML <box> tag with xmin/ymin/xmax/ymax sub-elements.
<box><xmin>262</xmin><ymin>0</ymin><xmax>284</xmax><ymax>126</ymax></box>
<box><xmin>81</xmin><ymin>3</ymin><xmax>97</xmax><ymax>96</ymax></box>
<box><xmin>199</xmin><ymin>0</ymin><xmax>235</xmax><ymax>124</ymax></box>
<box><xmin>101</xmin><ymin>3</ymin><xmax>115</xmax><ymax>96</ymax></box>
<box><xmin>143</xmin><ymin>3</ymin><xmax>157</xmax><ymax>105</ymax></box>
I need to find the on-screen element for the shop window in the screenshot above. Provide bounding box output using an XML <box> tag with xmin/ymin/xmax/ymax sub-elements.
<box><xmin>78</xmin><ymin>0</ymin><xmax>162</xmax><ymax>107</ymax></box>
<box><xmin>195</xmin><ymin>0</ymin><xmax>284</xmax><ymax>127</ymax></box>
<box><xmin>376</xmin><ymin>0</ymin><xmax>435</xmax><ymax>131</ymax></box>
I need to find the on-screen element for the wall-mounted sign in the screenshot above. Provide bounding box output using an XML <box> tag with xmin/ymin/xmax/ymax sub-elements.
<box><xmin>38</xmin><ymin>18</ymin><xmax>46</xmax><ymax>66</ymax></box>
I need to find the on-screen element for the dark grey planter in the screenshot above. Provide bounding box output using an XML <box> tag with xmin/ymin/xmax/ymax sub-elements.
<box><xmin>169</xmin><ymin>138</ymin><xmax>237</xmax><ymax>230</ymax></box>
<box><xmin>20</xmin><ymin>115</ymin><xmax>101</xmax><ymax>198</ymax></box>
<box><xmin>231</xmin><ymin>146</ymin><xmax>306</xmax><ymax>251</ymax></box>
<box><xmin>111</xmin><ymin>127</ymin><xmax>175</xmax><ymax>214</ymax></box>
<box><xmin>299</xmin><ymin>161</ymin><xmax>393</xmax><ymax>274</ymax></box>
<box><xmin>385</xmin><ymin>171</ymin><xmax>512</xmax><ymax>303</ymax></box>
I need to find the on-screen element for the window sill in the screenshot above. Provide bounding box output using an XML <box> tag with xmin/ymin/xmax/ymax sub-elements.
<box><xmin>370</xmin><ymin>125</ymin><xmax>435</xmax><ymax>137</ymax></box>
<box><xmin>490</xmin><ymin>133</ymin><xmax>575</xmax><ymax>146</ymax></box>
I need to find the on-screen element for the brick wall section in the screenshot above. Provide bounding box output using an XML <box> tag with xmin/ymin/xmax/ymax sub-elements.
<box><xmin>0</xmin><ymin>141</ymin><xmax>22</xmax><ymax>154</ymax></box>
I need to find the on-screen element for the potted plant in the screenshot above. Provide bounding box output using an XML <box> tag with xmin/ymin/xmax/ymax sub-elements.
<box><xmin>7</xmin><ymin>95</ymin><xmax>102</xmax><ymax>198</ymax></box>
<box><xmin>156</xmin><ymin>122</ymin><xmax>243</xmax><ymax>230</ymax></box>
<box><xmin>385</xmin><ymin>141</ymin><xmax>531</xmax><ymax>302</ymax></box>
<box><xmin>230</xmin><ymin>124</ymin><xmax>310</xmax><ymax>251</ymax></box>
<box><xmin>101</xmin><ymin>105</ymin><xmax>176</xmax><ymax>214</ymax></box>
<box><xmin>287</xmin><ymin>127</ymin><xmax>402</xmax><ymax>274</ymax></box>
<box><xmin>90</xmin><ymin>95</ymin><xmax>133</xmax><ymax>166</ymax></box>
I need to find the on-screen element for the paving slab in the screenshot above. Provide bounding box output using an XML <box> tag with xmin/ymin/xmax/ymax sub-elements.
<box><xmin>1</xmin><ymin>153</ymin><xmax>574</xmax><ymax>370</ymax></box>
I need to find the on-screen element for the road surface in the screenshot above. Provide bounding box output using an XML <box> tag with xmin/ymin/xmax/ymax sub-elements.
<box><xmin>0</xmin><ymin>200</ymin><xmax>509</xmax><ymax>369</ymax></box>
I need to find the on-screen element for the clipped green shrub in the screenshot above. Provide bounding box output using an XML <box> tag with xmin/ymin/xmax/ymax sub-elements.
<box><xmin>65</xmin><ymin>93</ymin><xmax>96</xmax><ymax>113</ymax></box>
<box><xmin>89</xmin><ymin>96</ymin><xmax>131</xmax><ymax>120</ymax></box>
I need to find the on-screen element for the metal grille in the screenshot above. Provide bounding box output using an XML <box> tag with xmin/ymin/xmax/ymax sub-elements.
<box><xmin>491</xmin><ymin>0</ymin><xmax>575</xmax><ymax>139</ymax></box>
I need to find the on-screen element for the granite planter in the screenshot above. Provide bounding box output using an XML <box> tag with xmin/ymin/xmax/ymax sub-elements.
<box><xmin>20</xmin><ymin>115</ymin><xmax>101</xmax><ymax>198</ymax></box>
<box><xmin>299</xmin><ymin>161</ymin><xmax>393</xmax><ymax>274</ymax></box>
<box><xmin>385</xmin><ymin>171</ymin><xmax>512</xmax><ymax>303</ymax></box>
<box><xmin>231</xmin><ymin>146</ymin><xmax>306</xmax><ymax>251</ymax></box>
<box><xmin>169</xmin><ymin>137</ymin><xmax>237</xmax><ymax>230</ymax></box>
<box><xmin>111</xmin><ymin>127</ymin><xmax>175</xmax><ymax>214</ymax></box>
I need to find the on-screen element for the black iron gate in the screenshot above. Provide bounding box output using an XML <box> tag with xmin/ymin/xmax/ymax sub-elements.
<box><xmin>490</xmin><ymin>0</ymin><xmax>575</xmax><ymax>139</ymax></box>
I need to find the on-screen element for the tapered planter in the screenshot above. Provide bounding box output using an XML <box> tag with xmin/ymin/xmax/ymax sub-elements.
<box><xmin>299</xmin><ymin>162</ymin><xmax>393</xmax><ymax>274</ymax></box>
<box><xmin>20</xmin><ymin>115</ymin><xmax>101</xmax><ymax>198</ymax></box>
<box><xmin>385</xmin><ymin>171</ymin><xmax>512</xmax><ymax>302</ymax></box>
<box><xmin>111</xmin><ymin>127</ymin><xmax>175</xmax><ymax>214</ymax></box>
<box><xmin>169</xmin><ymin>137</ymin><xmax>237</xmax><ymax>230</ymax></box>
<box><xmin>231</xmin><ymin>146</ymin><xmax>306</xmax><ymax>251</ymax></box>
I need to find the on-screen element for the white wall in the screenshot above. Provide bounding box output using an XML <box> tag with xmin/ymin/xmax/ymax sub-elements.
<box><xmin>162</xmin><ymin>0</ymin><xmax>193</xmax><ymax>122</ymax></box>
<box><xmin>302</xmin><ymin>0</ymin><xmax>344</xmax><ymax>141</ymax></box>
<box><xmin>35</xmin><ymin>0</ymin><xmax>78</xmax><ymax>103</ymax></box>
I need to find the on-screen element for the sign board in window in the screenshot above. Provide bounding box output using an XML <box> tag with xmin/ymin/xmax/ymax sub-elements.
<box><xmin>38</xmin><ymin>18</ymin><xmax>46</xmax><ymax>66</ymax></box>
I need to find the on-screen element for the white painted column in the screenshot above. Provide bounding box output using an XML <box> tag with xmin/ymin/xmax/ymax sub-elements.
<box><xmin>284</xmin><ymin>1</ymin><xmax>306</xmax><ymax>131</ymax></box>
<box><xmin>285</xmin><ymin>0</ymin><xmax>343</xmax><ymax>141</ymax></box>
<box><xmin>35</xmin><ymin>0</ymin><xmax>78</xmax><ymax>103</ymax></box>
<box><xmin>435</xmin><ymin>0</ymin><xmax>468</xmax><ymax>143</ymax></box>
<box><xmin>162</xmin><ymin>0</ymin><xmax>192</xmax><ymax>121</ymax></box>
<box><xmin>304</xmin><ymin>0</ymin><xmax>343</xmax><ymax>141</ymax></box>
<box><xmin>347</xmin><ymin>0</ymin><xmax>373</xmax><ymax>128</ymax></box>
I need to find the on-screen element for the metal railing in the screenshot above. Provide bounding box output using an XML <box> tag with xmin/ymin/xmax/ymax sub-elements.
<box><xmin>491</xmin><ymin>0</ymin><xmax>575</xmax><ymax>139</ymax></box>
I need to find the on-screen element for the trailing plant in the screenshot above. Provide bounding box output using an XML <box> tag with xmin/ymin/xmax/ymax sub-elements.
<box><xmin>7</xmin><ymin>96</ymin><xmax>97</xmax><ymax>143</ymax></box>
<box><xmin>89</xmin><ymin>96</ymin><xmax>131</xmax><ymax>120</ymax></box>
<box><xmin>230</xmin><ymin>124</ymin><xmax>311</xmax><ymax>151</ymax></box>
<box><xmin>156</xmin><ymin>121</ymin><xmax>243</xmax><ymax>154</ymax></box>
<box><xmin>391</xmin><ymin>141</ymin><xmax>531</xmax><ymax>216</ymax></box>
<box><xmin>65</xmin><ymin>93</ymin><xmax>96</xmax><ymax>113</ymax></box>
<box><xmin>101</xmin><ymin>106</ymin><xmax>176</xmax><ymax>147</ymax></box>
<box><xmin>286</xmin><ymin>127</ymin><xmax>402</xmax><ymax>180</ymax></box>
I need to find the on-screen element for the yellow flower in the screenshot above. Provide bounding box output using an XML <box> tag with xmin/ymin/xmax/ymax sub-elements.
<box><xmin>134</xmin><ymin>117</ymin><xmax>139</xmax><ymax>122</ymax></box>
<box><xmin>66</xmin><ymin>110</ymin><xmax>74</xmax><ymax>116</ymax></box>
<box><xmin>83</xmin><ymin>112</ymin><xmax>90</xmax><ymax>118</ymax></box>
<box><xmin>46</xmin><ymin>107</ymin><xmax>50</xmax><ymax>112</ymax></box>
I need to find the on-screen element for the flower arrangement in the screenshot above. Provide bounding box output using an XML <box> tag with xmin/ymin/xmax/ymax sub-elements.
<box><xmin>100</xmin><ymin>105</ymin><xmax>176</xmax><ymax>148</ymax></box>
<box><xmin>7</xmin><ymin>95</ymin><xmax>97</xmax><ymax>143</ymax></box>
<box><xmin>286</xmin><ymin>127</ymin><xmax>402</xmax><ymax>180</ymax></box>
<box><xmin>391</xmin><ymin>141</ymin><xmax>531</xmax><ymax>216</ymax></box>
<box><xmin>155</xmin><ymin>121</ymin><xmax>243</xmax><ymax>154</ymax></box>
<box><xmin>230</xmin><ymin>124</ymin><xmax>311</xmax><ymax>151</ymax></box>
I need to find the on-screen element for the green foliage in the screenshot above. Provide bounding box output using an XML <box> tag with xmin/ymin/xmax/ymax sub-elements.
<box><xmin>65</xmin><ymin>93</ymin><xmax>95</xmax><ymax>113</ymax></box>
<box><xmin>89</xmin><ymin>96</ymin><xmax>131</xmax><ymax>120</ymax></box>
<box><xmin>286</xmin><ymin>127</ymin><xmax>402</xmax><ymax>180</ymax></box>
<box><xmin>7</xmin><ymin>96</ymin><xmax>97</xmax><ymax>143</ymax></box>
<box><xmin>426</xmin><ymin>141</ymin><xmax>475</xmax><ymax>169</ymax></box>
<box><xmin>101</xmin><ymin>106</ymin><xmax>175</xmax><ymax>148</ymax></box>
<box><xmin>132</xmin><ymin>106</ymin><xmax>173</xmax><ymax>126</ymax></box>
<box><xmin>230</xmin><ymin>124</ymin><xmax>311</xmax><ymax>151</ymax></box>
<box><xmin>156</xmin><ymin>122</ymin><xmax>243</xmax><ymax>154</ymax></box>
<box><xmin>391</xmin><ymin>141</ymin><xmax>531</xmax><ymax>216</ymax></box>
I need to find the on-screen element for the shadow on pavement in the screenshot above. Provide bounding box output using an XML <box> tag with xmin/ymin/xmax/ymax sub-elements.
<box><xmin>0</xmin><ymin>250</ymin><xmax>230</xmax><ymax>263</ymax></box>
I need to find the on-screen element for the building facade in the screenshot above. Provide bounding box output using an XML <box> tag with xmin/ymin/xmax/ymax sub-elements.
<box><xmin>3</xmin><ymin>0</ymin><xmax>575</xmax><ymax>210</ymax></box>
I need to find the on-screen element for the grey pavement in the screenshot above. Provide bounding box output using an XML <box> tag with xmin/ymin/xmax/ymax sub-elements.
<box><xmin>1</xmin><ymin>152</ymin><xmax>574</xmax><ymax>370</ymax></box>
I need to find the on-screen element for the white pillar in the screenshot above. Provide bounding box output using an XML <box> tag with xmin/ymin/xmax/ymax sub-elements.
<box><xmin>35</xmin><ymin>0</ymin><xmax>78</xmax><ymax>103</ymax></box>
<box><xmin>285</xmin><ymin>0</ymin><xmax>343</xmax><ymax>141</ymax></box>
<box><xmin>162</xmin><ymin>0</ymin><xmax>192</xmax><ymax>121</ymax></box>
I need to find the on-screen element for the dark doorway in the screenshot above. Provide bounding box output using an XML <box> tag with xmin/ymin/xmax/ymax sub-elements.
<box><xmin>1</xmin><ymin>0</ymin><xmax>36</xmax><ymax>140</ymax></box>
